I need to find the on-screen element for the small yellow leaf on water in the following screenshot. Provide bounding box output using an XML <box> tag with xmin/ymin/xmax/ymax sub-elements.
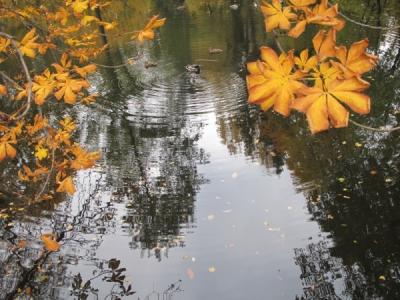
<box><xmin>370</xmin><ymin>170</ymin><xmax>377</xmax><ymax>175</ymax></box>
<box><xmin>207</xmin><ymin>215</ymin><xmax>214</xmax><ymax>221</ymax></box>
<box><xmin>222</xmin><ymin>210</ymin><xmax>232</xmax><ymax>213</ymax></box>
<box><xmin>342</xmin><ymin>141</ymin><xmax>346</xmax><ymax>144</ymax></box>
<box><xmin>67</xmin><ymin>224</ymin><xmax>73</xmax><ymax>230</ymax></box>
<box><xmin>264</xmin><ymin>222</ymin><xmax>269</xmax><ymax>226</ymax></box>
<box><xmin>7</xmin><ymin>222</ymin><xmax>13</xmax><ymax>226</ymax></box>
<box><xmin>255</xmin><ymin>139</ymin><xmax>259</xmax><ymax>144</ymax></box>
<box><xmin>288</xmin><ymin>206</ymin><xmax>292</xmax><ymax>210</ymax></box>
<box><xmin>183</xmin><ymin>255</ymin><xmax>189</xmax><ymax>259</ymax></box>
<box><xmin>209</xmin><ymin>267</ymin><xmax>216</xmax><ymax>272</ymax></box>
<box><xmin>173</xmin><ymin>239</ymin><xmax>179</xmax><ymax>243</ymax></box>
<box><xmin>355</xmin><ymin>142</ymin><xmax>362</xmax><ymax>147</ymax></box>
<box><xmin>188</xmin><ymin>268</ymin><xmax>194</xmax><ymax>279</ymax></box>
<box><xmin>380</xmin><ymin>276</ymin><xmax>386</xmax><ymax>280</ymax></box>
<box><xmin>192</xmin><ymin>257</ymin><xmax>195</xmax><ymax>262</ymax></box>
<box><xmin>232</xmin><ymin>172</ymin><xmax>238</xmax><ymax>178</ymax></box>
<box><xmin>163</xmin><ymin>183</ymin><xmax>167</xmax><ymax>187</ymax></box>
<box><xmin>386</xmin><ymin>178</ymin><xmax>392</xmax><ymax>182</ymax></box>
<box><xmin>229</xmin><ymin>244</ymin><xmax>235</xmax><ymax>247</ymax></box>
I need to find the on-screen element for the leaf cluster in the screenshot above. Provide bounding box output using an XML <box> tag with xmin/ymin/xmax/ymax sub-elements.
<box><xmin>0</xmin><ymin>0</ymin><xmax>166</xmax><ymax>199</ymax></box>
<box><xmin>247</xmin><ymin>0</ymin><xmax>378</xmax><ymax>134</ymax></box>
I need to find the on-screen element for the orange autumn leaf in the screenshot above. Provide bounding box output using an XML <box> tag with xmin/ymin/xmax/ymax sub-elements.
<box><xmin>294</xmin><ymin>49</ymin><xmax>318</xmax><ymax>71</ymax></box>
<box><xmin>18</xmin><ymin>28</ymin><xmax>39</xmax><ymax>58</ymax></box>
<box><xmin>56</xmin><ymin>176</ymin><xmax>76</xmax><ymax>195</ymax></box>
<box><xmin>131</xmin><ymin>15</ymin><xmax>166</xmax><ymax>44</ymax></box>
<box><xmin>40</xmin><ymin>233</ymin><xmax>61</xmax><ymax>251</ymax></box>
<box><xmin>292</xmin><ymin>77</ymin><xmax>370</xmax><ymax>134</ymax></box>
<box><xmin>333</xmin><ymin>38</ymin><xmax>378</xmax><ymax>78</ymax></box>
<box><xmin>52</xmin><ymin>52</ymin><xmax>72</xmax><ymax>75</ymax></box>
<box><xmin>247</xmin><ymin>47</ymin><xmax>306</xmax><ymax>116</ymax></box>
<box><xmin>54</xmin><ymin>78</ymin><xmax>90</xmax><ymax>104</ymax></box>
<box><xmin>289</xmin><ymin>0</ymin><xmax>344</xmax><ymax>38</ymax></box>
<box><xmin>0</xmin><ymin>139</ymin><xmax>17</xmax><ymax>162</ymax></box>
<box><xmin>70</xmin><ymin>145</ymin><xmax>101</xmax><ymax>170</ymax></box>
<box><xmin>310</xmin><ymin>62</ymin><xmax>342</xmax><ymax>89</ymax></box>
<box><xmin>32</xmin><ymin>69</ymin><xmax>55</xmax><ymax>105</ymax></box>
<box><xmin>260</xmin><ymin>0</ymin><xmax>297</xmax><ymax>32</ymax></box>
<box><xmin>313</xmin><ymin>29</ymin><xmax>337</xmax><ymax>63</ymax></box>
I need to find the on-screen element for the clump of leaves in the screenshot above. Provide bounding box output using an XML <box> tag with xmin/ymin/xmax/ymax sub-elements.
<box><xmin>0</xmin><ymin>0</ymin><xmax>166</xmax><ymax>200</ymax></box>
<box><xmin>247</xmin><ymin>22</ymin><xmax>378</xmax><ymax>134</ymax></box>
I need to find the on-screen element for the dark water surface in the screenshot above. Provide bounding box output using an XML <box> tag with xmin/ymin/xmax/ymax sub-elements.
<box><xmin>1</xmin><ymin>0</ymin><xmax>400</xmax><ymax>299</ymax></box>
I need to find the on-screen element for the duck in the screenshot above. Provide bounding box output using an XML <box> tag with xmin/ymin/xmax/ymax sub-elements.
<box><xmin>144</xmin><ymin>61</ymin><xmax>157</xmax><ymax>68</ymax></box>
<box><xmin>185</xmin><ymin>64</ymin><xmax>200</xmax><ymax>74</ymax></box>
<box><xmin>209</xmin><ymin>47</ymin><xmax>222</xmax><ymax>54</ymax></box>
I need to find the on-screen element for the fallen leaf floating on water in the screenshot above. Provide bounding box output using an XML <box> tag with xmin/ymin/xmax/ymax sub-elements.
<box><xmin>264</xmin><ymin>221</ymin><xmax>269</xmax><ymax>226</ymax></box>
<box><xmin>232</xmin><ymin>172</ymin><xmax>238</xmax><ymax>178</ymax></box>
<box><xmin>207</xmin><ymin>215</ymin><xmax>214</xmax><ymax>221</ymax></box>
<box><xmin>183</xmin><ymin>255</ymin><xmax>189</xmax><ymax>259</ymax></box>
<box><xmin>192</xmin><ymin>257</ymin><xmax>196</xmax><ymax>262</ymax></box>
<box><xmin>222</xmin><ymin>210</ymin><xmax>232</xmax><ymax>213</ymax></box>
<box><xmin>370</xmin><ymin>170</ymin><xmax>377</xmax><ymax>175</ymax></box>
<box><xmin>209</xmin><ymin>267</ymin><xmax>216</xmax><ymax>273</ymax></box>
<box><xmin>355</xmin><ymin>142</ymin><xmax>362</xmax><ymax>147</ymax></box>
<box><xmin>40</xmin><ymin>233</ymin><xmax>61</xmax><ymax>251</ymax></box>
<box><xmin>229</xmin><ymin>244</ymin><xmax>235</xmax><ymax>247</ymax></box>
<box><xmin>386</xmin><ymin>178</ymin><xmax>392</xmax><ymax>183</ymax></box>
<box><xmin>188</xmin><ymin>268</ymin><xmax>194</xmax><ymax>280</ymax></box>
<box><xmin>288</xmin><ymin>206</ymin><xmax>292</xmax><ymax>210</ymax></box>
<box><xmin>380</xmin><ymin>276</ymin><xmax>386</xmax><ymax>280</ymax></box>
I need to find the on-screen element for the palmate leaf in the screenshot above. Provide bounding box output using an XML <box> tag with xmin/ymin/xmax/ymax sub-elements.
<box><xmin>261</xmin><ymin>0</ymin><xmax>297</xmax><ymax>32</ymax></box>
<box><xmin>292</xmin><ymin>77</ymin><xmax>371</xmax><ymax>134</ymax></box>
<box><xmin>246</xmin><ymin>47</ymin><xmax>306</xmax><ymax>116</ymax></box>
<box><xmin>18</xmin><ymin>28</ymin><xmax>39</xmax><ymax>58</ymax></box>
<box><xmin>288</xmin><ymin>0</ymin><xmax>344</xmax><ymax>38</ymax></box>
<box><xmin>40</xmin><ymin>233</ymin><xmax>61</xmax><ymax>251</ymax></box>
<box><xmin>54</xmin><ymin>78</ymin><xmax>90</xmax><ymax>104</ymax></box>
<box><xmin>56</xmin><ymin>176</ymin><xmax>76</xmax><ymax>195</ymax></box>
<box><xmin>32</xmin><ymin>69</ymin><xmax>55</xmax><ymax>105</ymax></box>
<box><xmin>131</xmin><ymin>15</ymin><xmax>166</xmax><ymax>44</ymax></box>
<box><xmin>333</xmin><ymin>38</ymin><xmax>379</xmax><ymax>78</ymax></box>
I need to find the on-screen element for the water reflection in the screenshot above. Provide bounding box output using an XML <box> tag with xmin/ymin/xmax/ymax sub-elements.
<box><xmin>2</xmin><ymin>0</ymin><xmax>400</xmax><ymax>299</ymax></box>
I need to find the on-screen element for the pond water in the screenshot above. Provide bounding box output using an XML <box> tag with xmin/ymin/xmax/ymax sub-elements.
<box><xmin>1</xmin><ymin>0</ymin><xmax>400</xmax><ymax>299</ymax></box>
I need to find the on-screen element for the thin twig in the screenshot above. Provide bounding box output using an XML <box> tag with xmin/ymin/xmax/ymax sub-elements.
<box><xmin>349</xmin><ymin>119</ymin><xmax>400</xmax><ymax>132</ymax></box>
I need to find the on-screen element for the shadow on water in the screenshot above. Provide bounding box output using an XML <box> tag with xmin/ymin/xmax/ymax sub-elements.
<box><xmin>1</xmin><ymin>0</ymin><xmax>400</xmax><ymax>299</ymax></box>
